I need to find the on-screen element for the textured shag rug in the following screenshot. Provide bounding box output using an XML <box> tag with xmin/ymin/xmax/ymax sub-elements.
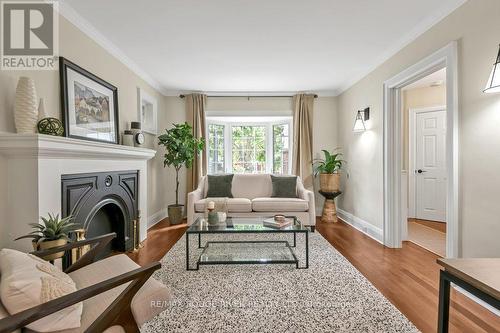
<box><xmin>141</xmin><ymin>232</ymin><xmax>419</xmax><ymax>333</ymax></box>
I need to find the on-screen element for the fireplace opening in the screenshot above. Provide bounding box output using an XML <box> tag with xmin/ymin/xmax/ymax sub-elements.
<box><xmin>61</xmin><ymin>170</ymin><xmax>139</xmax><ymax>263</ymax></box>
<box><xmin>87</xmin><ymin>201</ymin><xmax>127</xmax><ymax>257</ymax></box>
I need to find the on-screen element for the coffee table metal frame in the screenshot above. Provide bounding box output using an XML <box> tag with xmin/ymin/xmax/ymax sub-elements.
<box><xmin>185</xmin><ymin>217</ymin><xmax>309</xmax><ymax>271</ymax></box>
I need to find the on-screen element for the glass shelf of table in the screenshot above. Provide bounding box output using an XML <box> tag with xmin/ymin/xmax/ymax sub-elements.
<box><xmin>198</xmin><ymin>241</ymin><xmax>297</xmax><ymax>265</ymax></box>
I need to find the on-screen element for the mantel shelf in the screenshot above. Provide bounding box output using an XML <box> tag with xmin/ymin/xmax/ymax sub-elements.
<box><xmin>0</xmin><ymin>133</ymin><xmax>156</xmax><ymax>160</ymax></box>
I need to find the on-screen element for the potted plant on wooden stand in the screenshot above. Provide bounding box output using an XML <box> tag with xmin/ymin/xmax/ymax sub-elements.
<box><xmin>15</xmin><ymin>213</ymin><xmax>78</xmax><ymax>261</ymax></box>
<box><xmin>158</xmin><ymin>122</ymin><xmax>205</xmax><ymax>225</ymax></box>
<box><xmin>313</xmin><ymin>149</ymin><xmax>343</xmax><ymax>192</ymax></box>
<box><xmin>313</xmin><ymin>150</ymin><xmax>344</xmax><ymax>223</ymax></box>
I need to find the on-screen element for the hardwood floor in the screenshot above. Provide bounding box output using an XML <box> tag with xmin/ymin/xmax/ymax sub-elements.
<box><xmin>409</xmin><ymin>218</ymin><xmax>447</xmax><ymax>233</ymax></box>
<box><xmin>127</xmin><ymin>221</ymin><xmax>187</xmax><ymax>266</ymax></box>
<box><xmin>128</xmin><ymin>218</ymin><xmax>499</xmax><ymax>333</ymax></box>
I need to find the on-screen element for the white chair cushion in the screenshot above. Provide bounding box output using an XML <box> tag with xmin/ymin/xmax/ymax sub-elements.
<box><xmin>195</xmin><ymin>198</ymin><xmax>252</xmax><ymax>213</ymax></box>
<box><xmin>68</xmin><ymin>254</ymin><xmax>171</xmax><ymax>329</ymax></box>
<box><xmin>252</xmin><ymin>197</ymin><xmax>309</xmax><ymax>212</ymax></box>
<box><xmin>0</xmin><ymin>248</ymin><xmax>82</xmax><ymax>332</ymax></box>
<box><xmin>0</xmin><ymin>300</ymin><xmax>21</xmax><ymax>333</ymax></box>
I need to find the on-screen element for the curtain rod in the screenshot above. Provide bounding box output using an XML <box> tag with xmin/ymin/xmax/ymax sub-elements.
<box><xmin>179</xmin><ymin>94</ymin><xmax>318</xmax><ymax>99</ymax></box>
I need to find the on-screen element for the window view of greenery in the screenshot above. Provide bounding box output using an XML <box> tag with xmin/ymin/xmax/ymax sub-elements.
<box><xmin>273</xmin><ymin>124</ymin><xmax>290</xmax><ymax>174</ymax></box>
<box><xmin>208</xmin><ymin>124</ymin><xmax>225</xmax><ymax>174</ymax></box>
<box><xmin>207</xmin><ymin>120</ymin><xmax>291</xmax><ymax>174</ymax></box>
<box><xmin>232</xmin><ymin>126</ymin><xmax>266</xmax><ymax>173</ymax></box>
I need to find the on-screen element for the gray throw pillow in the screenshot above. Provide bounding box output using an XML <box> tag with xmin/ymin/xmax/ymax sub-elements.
<box><xmin>206</xmin><ymin>174</ymin><xmax>234</xmax><ymax>198</ymax></box>
<box><xmin>271</xmin><ymin>175</ymin><xmax>298</xmax><ymax>198</ymax></box>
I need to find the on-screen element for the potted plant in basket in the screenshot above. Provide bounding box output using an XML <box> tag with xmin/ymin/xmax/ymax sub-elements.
<box><xmin>313</xmin><ymin>149</ymin><xmax>344</xmax><ymax>192</ymax></box>
<box><xmin>15</xmin><ymin>213</ymin><xmax>78</xmax><ymax>261</ymax></box>
<box><xmin>158</xmin><ymin>122</ymin><xmax>205</xmax><ymax>225</ymax></box>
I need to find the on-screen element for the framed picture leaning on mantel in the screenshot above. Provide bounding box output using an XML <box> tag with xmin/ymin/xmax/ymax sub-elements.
<box><xmin>59</xmin><ymin>57</ymin><xmax>119</xmax><ymax>144</ymax></box>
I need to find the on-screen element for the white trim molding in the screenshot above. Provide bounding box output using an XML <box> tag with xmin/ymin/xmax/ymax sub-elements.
<box><xmin>383</xmin><ymin>41</ymin><xmax>459</xmax><ymax>257</ymax></box>
<box><xmin>336</xmin><ymin>0</ymin><xmax>467</xmax><ymax>95</ymax></box>
<box><xmin>337</xmin><ymin>208</ymin><xmax>383</xmax><ymax>244</ymax></box>
<box><xmin>55</xmin><ymin>1</ymin><xmax>169</xmax><ymax>95</ymax></box>
<box><xmin>148</xmin><ymin>208</ymin><xmax>169</xmax><ymax>229</ymax></box>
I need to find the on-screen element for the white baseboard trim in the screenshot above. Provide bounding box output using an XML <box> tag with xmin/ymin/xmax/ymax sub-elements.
<box><xmin>336</xmin><ymin>208</ymin><xmax>383</xmax><ymax>244</ymax></box>
<box><xmin>147</xmin><ymin>208</ymin><xmax>168</xmax><ymax>229</ymax></box>
<box><xmin>453</xmin><ymin>285</ymin><xmax>500</xmax><ymax>316</ymax></box>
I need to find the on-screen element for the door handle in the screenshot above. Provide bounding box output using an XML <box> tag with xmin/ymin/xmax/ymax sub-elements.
<box><xmin>416</xmin><ymin>169</ymin><xmax>427</xmax><ymax>174</ymax></box>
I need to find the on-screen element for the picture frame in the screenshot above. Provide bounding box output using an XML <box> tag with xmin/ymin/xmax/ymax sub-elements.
<box><xmin>137</xmin><ymin>87</ymin><xmax>158</xmax><ymax>135</ymax></box>
<box><xmin>59</xmin><ymin>57</ymin><xmax>119</xmax><ymax>144</ymax></box>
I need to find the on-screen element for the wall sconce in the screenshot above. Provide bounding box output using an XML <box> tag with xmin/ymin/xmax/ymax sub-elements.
<box><xmin>353</xmin><ymin>107</ymin><xmax>370</xmax><ymax>132</ymax></box>
<box><xmin>484</xmin><ymin>44</ymin><xmax>500</xmax><ymax>94</ymax></box>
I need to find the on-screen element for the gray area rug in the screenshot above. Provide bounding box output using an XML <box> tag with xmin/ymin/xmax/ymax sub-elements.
<box><xmin>141</xmin><ymin>232</ymin><xmax>419</xmax><ymax>332</ymax></box>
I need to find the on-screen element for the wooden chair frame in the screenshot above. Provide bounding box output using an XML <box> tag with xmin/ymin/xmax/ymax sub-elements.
<box><xmin>0</xmin><ymin>233</ymin><xmax>160</xmax><ymax>333</ymax></box>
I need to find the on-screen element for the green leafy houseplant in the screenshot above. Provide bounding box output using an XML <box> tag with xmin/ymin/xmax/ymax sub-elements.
<box><xmin>313</xmin><ymin>150</ymin><xmax>343</xmax><ymax>176</ymax></box>
<box><xmin>15</xmin><ymin>213</ymin><xmax>79</xmax><ymax>260</ymax></box>
<box><xmin>313</xmin><ymin>150</ymin><xmax>344</xmax><ymax>192</ymax></box>
<box><xmin>158</xmin><ymin>122</ymin><xmax>205</xmax><ymax>224</ymax></box>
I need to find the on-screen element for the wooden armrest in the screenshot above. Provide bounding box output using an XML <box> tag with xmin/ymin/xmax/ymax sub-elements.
<box><xmin>0</xmin><ymin>262</ymin><xmax>161</xmax><ymax>333</ymax></box>
<box><xmin>30</xmin><ymin>233</ymin><xmax>117</xmax><ymax>273</ymax></box>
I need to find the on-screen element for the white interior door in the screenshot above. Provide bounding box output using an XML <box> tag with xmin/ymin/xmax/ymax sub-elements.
<box><xmin>414</xmin><ymin>109</ymin><xmax>447</xmax><ymax>222</ymax></box>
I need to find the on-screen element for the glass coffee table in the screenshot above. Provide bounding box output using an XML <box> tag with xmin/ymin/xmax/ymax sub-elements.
<box><xmin>186</xmin><ymin>216</ymin><xmax>309</xmax><ymax>271</ymax></box>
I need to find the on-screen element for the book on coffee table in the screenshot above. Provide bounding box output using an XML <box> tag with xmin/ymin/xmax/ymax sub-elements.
<box><xmin>263</xmin><ymin>217</ymin><xmax>293</xmax><ymax>229</ymax></box>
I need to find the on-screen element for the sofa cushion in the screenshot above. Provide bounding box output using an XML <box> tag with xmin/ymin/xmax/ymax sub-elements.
<box><xmin>206</xmin><ymin>174</ymin><xmax>234</xmax><ymax>198</ymax></box>
<box><xmin>231</xmin><ymin>174</ymin><xmax>273</xmax><ymax>199</ymax></box>
<box><xmin>0</xmin><ymin>248</ymin><xmax>82</xmax><ymax>332</ymax></box>
<box><xmin>44</xmin><ymin>254</ymin><xmax>172</xmax><ymax>333</ymax></box>
<box><xmin>252</xmin><ymin>197</ymin><xmax>309</xmax><ymax>212</ymax></box>
<box><xmin>195</xmin><ymin>198</ymin><xmax>252</xmax><ymax>213</ymax></box>
<box><xmin>271</xmin><ymin>175</ymin><xmax>298</xmax><ymax>198</ymax></box>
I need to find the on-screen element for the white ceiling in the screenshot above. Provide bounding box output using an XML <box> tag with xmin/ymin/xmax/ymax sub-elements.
<box><xmin>60</xmin><ymin>0</ymin><xmax>466</xmax><ymax>96</ymax></box>
<box><xmin>403</xmin><ymin>68</ymin><xmax>447</xmax><ymax>90</ymax></box>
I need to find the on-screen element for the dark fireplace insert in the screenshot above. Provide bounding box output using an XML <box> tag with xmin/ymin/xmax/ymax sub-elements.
<box><xmin>61</xmin><ymin>170</ymin><xmax>139</xmax><ymax>259</ymax></box>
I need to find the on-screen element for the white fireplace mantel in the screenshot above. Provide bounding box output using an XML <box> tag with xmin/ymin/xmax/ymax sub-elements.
<box><xmin>0</xmin><ymin>133</ymin><xmax>156</xmax><ymax>252</ymax></box>
<box><xmin>0</xmin><ymin>133</ymin><xmax>156</xmax><ymax>160</ymax></box>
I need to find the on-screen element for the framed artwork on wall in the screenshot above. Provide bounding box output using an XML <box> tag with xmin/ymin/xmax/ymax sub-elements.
<box><xmin>137</xmin><ymin>87</ymin><xmax>158</xmax><ymax>135</ymax></box>
<box><xmin>59</xmin><ymin>57</ymin><xmax>119</xmax><ymax>144</ymax></box>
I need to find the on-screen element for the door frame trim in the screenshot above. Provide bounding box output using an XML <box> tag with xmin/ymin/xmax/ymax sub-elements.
<box><xmin>383</xmin><ymin>41</ymin><xmax>459</xmax><ymax>258</ymax></box>
<box><xmin>408</xmin><ymin>105</ymin><xmax>447</xmax><ymax>220</ymax></box>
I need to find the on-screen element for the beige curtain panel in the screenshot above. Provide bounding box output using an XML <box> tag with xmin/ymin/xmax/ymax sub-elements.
<box><xmin>292</xmin><ymin>93</ymin><xmax>314</xmax><ymax>190</ymax></box>
<box><xmin>186</xmin><ymin>93</ymin><xmax>207</xmax><ymax>192</ymax></box>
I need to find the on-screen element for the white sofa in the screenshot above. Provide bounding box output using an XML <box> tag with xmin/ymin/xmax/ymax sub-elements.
<box><xmin>187</xmin><ymin>174</ymin><xmax>316</xmax><ymax>229</ymax></box>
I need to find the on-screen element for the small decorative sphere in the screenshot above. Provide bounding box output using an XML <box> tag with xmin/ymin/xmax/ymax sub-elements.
<box><xmin>37</xmin><ymin>117</ymin><xmax>64</xmax><ymax>136</ymax></box>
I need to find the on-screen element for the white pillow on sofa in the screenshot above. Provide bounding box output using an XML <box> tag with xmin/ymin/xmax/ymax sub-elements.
<box><xmin>0</xmin><ymin>248</ymin><xmax>82</xmax><ymax>332</ymax></box>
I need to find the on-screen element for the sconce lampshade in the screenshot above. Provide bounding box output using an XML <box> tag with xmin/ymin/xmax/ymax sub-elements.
<box><xmin>353</xmin><ymin>107</ymin><xmax>370</xmax><ymax>132</ymax></box>
<box><xmin>353</xmin><ymin>111</ymin><xmax>366</xmax><ymax>132</ymax></box>
<box><xmin>484</xmin><ymin>44</ymin><xmax>500</xmax><ymax>94</ymax></box>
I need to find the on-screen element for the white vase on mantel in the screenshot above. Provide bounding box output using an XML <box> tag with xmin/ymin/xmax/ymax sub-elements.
<box><xmin>14</xmin><ymin>77</ymin><xmax>38</xmax><ymax>134</ymax></box>
<box><xmin>38</xmin><ymin>98</ymin><xmax>47</xmax><ymax>120</ymax></box>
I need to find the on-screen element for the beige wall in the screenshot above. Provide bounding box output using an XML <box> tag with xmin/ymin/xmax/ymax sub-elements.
<box><xmin>337</xmin><ymin>0</ymin><xmax>500</xmax><ymax>257</ymax></box>
<box><xmin>402</xmin><ymin>85</ymin><xmax>446</xmax><ymax>170</ymax></box>
<box><xmin>0</xmin><ymin>16</ymin><xmax>170</xmax><ymax>229</ymax></box>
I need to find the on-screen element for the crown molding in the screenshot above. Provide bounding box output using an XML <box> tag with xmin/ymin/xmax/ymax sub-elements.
<box><xmin>335</xmin><ymin>0</ymin><xmax>468</xmax><ymax>96</ymax></box>
<box><xmin>55</xmin><ymin>1</ymin><xmax>169</xmax><ymax>96</ymax></box>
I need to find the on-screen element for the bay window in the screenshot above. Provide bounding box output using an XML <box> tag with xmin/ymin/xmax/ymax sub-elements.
<box><xmin>206</xmin><ymin>117</ymin><xmax>292</xmax><ymax>174</ymax></box>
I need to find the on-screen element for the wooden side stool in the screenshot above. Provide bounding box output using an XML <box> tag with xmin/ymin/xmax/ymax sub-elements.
<box><xmin>319</xmin><ymin>191</ymin><xmax>342</xmax><ymax>223</ymax></box>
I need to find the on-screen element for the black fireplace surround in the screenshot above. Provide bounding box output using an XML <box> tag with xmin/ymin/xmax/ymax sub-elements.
<box><xmin>61</xmin><ymin>170</ymin><xmax>139</xmax><ymax>254</ymax></box>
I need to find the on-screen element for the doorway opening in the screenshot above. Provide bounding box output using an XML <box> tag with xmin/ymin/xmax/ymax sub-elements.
<box><xmin>383</xmin><ymin>42</ymin><xmax>459</xmax><ymax>258</ymax></box>
<box><xmin>402</xmin><ymin>68</ymin><xmax>447</xmax><ymax>256</ymax></box>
